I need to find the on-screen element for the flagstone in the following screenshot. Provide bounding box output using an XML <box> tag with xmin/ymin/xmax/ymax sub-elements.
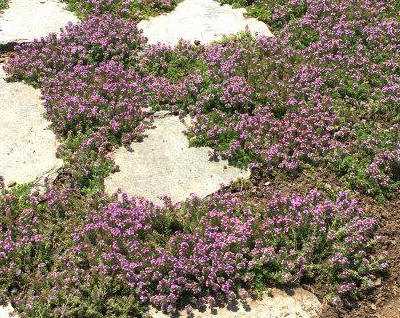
<box><xmin>0</xmin><ymin>0</ymin><xmax>78</xmax><ymax>45</ymax></box>
<box><xmin>105</xmin><ymin>113</ymin><xmax>250</xmax><ymax>204</ymax></box>
<box><xmin>138</xmin><ymin>0</ymin><xmax>273</xmax><ymax>45</ymax></box>
<box><xmin>151</xmin><ymin>288</ymin><xmax>322</xmax><ymax>318</ymax></box>
<box><xmin>0</xmin><ymin>304</ymin><xmax>15</xmax><ymax>318</ymax></box>
<box><xmin>0</xmin><ymin>64</ymin><xmax>62</xmax><ymax>185</ymax></box>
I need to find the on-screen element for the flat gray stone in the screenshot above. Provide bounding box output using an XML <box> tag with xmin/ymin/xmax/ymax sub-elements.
<box><xmin>138</xmin><ymin>0</ymin><xmax>273</xmax><ymax>45</ymax></box>
<box><xmin>0</xmin><ymin>64</ymin><xmax>62</xmax><ymax>185</ymax></box>
<box><xmin>105</xmin><ymin>113</ymin><xmax>250</xmax><ymax>204</ymax></box>
<box><xmin>151</xmin><ymin>288</ymin><xmax>322</xmax><ymax>318</ymax></box>
<box><xmin>1</xmin><ymin>289</ymin><xmax>321</xmax><ymax>318</ymax></box>
<box><xmin>0</xmin><ymin>0</ymin><xmax>78</xmax><ymax>44</ymax></box>
<box><xmin>0</xmin><ymin>305</ymin><xmax>15</xmax><ymax>318</ymax></box>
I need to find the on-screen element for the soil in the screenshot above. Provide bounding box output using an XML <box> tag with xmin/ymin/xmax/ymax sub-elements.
<box><xmin>320</xmin><ymin>195</ymin><xmax>400</xmax><ymax>318</ymax></box>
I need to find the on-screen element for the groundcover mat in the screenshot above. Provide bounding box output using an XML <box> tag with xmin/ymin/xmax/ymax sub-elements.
<box><xmin>0</xmin><ymin>0</ymin><xmax>7</xmax><ymax>12</ymax></box>
<box><xmin>0</xmin><ymin>0</ymin><xmax>399</xmax><ymax>317</ymax></box>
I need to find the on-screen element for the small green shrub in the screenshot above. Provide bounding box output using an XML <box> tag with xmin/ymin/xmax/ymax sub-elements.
<box><xmin>0</xmin><ymin>0</ymin><xmax>8</xmax><ymax>11</ymax></box>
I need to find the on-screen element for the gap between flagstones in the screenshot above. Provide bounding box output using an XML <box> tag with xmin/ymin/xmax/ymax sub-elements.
<box><xmin>109</xmin><ymin>0</ymin><xmax>274</xmax><ymax>204</ymax></box>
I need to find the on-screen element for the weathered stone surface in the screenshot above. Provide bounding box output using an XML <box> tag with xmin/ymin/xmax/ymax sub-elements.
<box><xmin>0</xmin><ymin>304</ymin><xmax>15</xmax><ymax>318</ymax></box>
<box><xmin>138</xmin><ymin>0</ymin><xmax>273</xmax><ymax>45</ymax></box>
<box><xmin>105</xmin><ymin>113</ymin><xmax>250</xmax><ymax>204</ymax></box>
<box><xmin>151</xmin><ymin>288</ymin><xmax>322</xmax><ymax>318</ymax></box>
<box><xmin>0</xmin><ymin>0</ymin><xmax>78</xmax><ymax>44</ymax></box>
<box><xmin>0</xmin><ymin>289</ymin><xmax>321</xmax><ymax>318</ymax></box>
<box><xmin>0</xmin><ymin>64</ymin><xmax>62</xmax><ymax>185</ymax></box>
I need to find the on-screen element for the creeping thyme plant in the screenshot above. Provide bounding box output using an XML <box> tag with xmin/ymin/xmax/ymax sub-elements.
<box><xmin>0</xmin><ymin>0</ymin><xmax>8</xmax><ymax>12</ymax></box>
<box><xmin>63</xmin><ymin>0</ymin><xmax>179</xmax><ymax>20</ymax></box>
<box><xmin>1</xmin><ymin>0</ymin><xmax>399</xmax><ymax>316</ymax></box>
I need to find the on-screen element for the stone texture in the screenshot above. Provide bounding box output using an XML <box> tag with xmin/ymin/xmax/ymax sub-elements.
<box><xmin>0</xmin><ymin>64</ymin><xmax>62</xmax><ymax>185</ymax></box>
<box><xmin>138</xmin><ymin>0</ymin><xmax>273</xmax><ymax>45</ymax></box>
<box><xmin>0</xmin><ymin>0</ymin><xmax>78</xmax><ymax>44</ymax></box>
<box><xmin>105</xmin><ymin>113</ymin><xmax>250</xmax><ymax>204</ymax></box>
<box><xmin>0</xmin><ymin>289</ymin><xmax>321</xmax><ymax>318</ymax></box>
<box><xmin>0</xmin><ymin>305</ymin><xmax>15</xmax><ymax>318</ymax></box>
<box><xmin>151</xmin><ymin>288</ymin><xmax>322</xmax><ymax>318</ymax></box>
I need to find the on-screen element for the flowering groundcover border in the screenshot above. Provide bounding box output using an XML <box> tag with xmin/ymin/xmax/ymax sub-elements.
<box><xmin>1</xmin><ymin>0</ymin><xmax>399</xmax><ymax>316</ymax></box>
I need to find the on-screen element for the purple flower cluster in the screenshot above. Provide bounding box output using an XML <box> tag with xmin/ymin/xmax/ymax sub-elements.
<box><xmin>0</xmin><ymin>200</ymin><xmax>42</xmax><ymax>261</ymax></box>
<box><xmin>189</xmin><ymin>98</ymin><xmax>339</xmax><ymax>172</ymax></box>
<box><xmin>180</xmin><ymin>0</ymin><xmax>399</xmax><ymax>193</ymax></box>
<box><xmin>42</xmin><ymin>60</ymin><xmax>151</xmax><ymax>145</ymax></box>
<box><xmin>0</xmin><ymin>182</ymin><xmax>386</xmax><ymax>316</ymax></box>
<box><xmin>5</xmin><ymin>14</ymin><xmax>146</xmax><ymax>85</ymax></box>
<box><xmin>367</xmin><ymin>145</ymin><xmax>400</xmax><ymax>190</ymax></box>
<box><xmin>0</xmin><ymin>184</ymin><xmax>148</xmax><ymax>317</ymax></box>
<box><xmin>1</xmin><ymin>1</ymin><xmax>397</xmax><ymax>315</ymax></box>
<box><xmin>72</xmin><ymin>190</ymin><xmax>382</xmax><ymax>313</ymax></box>
<box><xmin>182</xmin><ymin>34</ymin><xmax>343</xmax><ymax>170</ymax></box>
<box><xmin>0</xmin><ymin>186</ymin><xmax>75</xmax><ymax>306</ymax></box>
<box><xmin>5</xmin><ymin>15</ymin><xmax>154</xmax><ymax>147</ymax></box>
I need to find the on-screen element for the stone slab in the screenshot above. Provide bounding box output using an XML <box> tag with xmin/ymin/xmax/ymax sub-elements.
<box><xmin>0</xmin><ymin>305</ymin><xmax>15</xmax><ymax>318</ymax></box>
<box><xmin>0</xmin><ymin>64</ymin><xmax>62</xmax><ymax>185</ymax></box>
<box><xmin>138</xmin><ymin>0</ymin><xmax>273</xmax><ymax>45</ymax></box>
<box><xmin>0</xmin><ymin>0</ymin><xmax>78</xmax><ymax>45</ymax></box>
<box><xmin>105</xmin><ymin>113</ymin><xmax>250</xmax><ymax>204</ymax></box>
<box><xmin>151</xmin><ymin>288</ymin><xmax>322</xmax><ymax>318</ymax></box>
